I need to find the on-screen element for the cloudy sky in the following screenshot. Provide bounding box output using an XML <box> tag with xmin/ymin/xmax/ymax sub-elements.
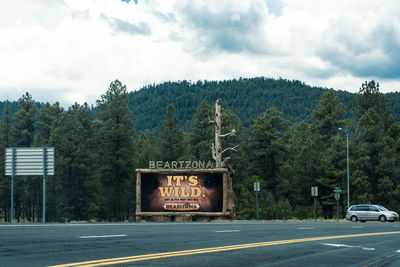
<box><xmin>1</xmin><ymin>0</ymin><xmax>399</xmax><ymax>107</ymax></box>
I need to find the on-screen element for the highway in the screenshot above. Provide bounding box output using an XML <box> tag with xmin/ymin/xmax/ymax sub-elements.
<box><xmin>1</xmin><ymin>221</ymin><xmax>400</xmax><ymax>266</ymax></box>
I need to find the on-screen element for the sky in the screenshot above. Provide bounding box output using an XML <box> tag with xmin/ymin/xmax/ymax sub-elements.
<box><xmin>0</xmin><ymin>0</ymin><xmax>400</xmax><ymax>107</ymax></box>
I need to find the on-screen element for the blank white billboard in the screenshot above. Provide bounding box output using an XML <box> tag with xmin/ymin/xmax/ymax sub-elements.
<box><xmin>5</xmin><ymin>147</ymin><xmax>54</xmax><ymax>176</ymax></box>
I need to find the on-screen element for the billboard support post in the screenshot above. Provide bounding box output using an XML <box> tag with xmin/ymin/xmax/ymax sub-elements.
<box><xmin>43</xmin><ymin>148</ymin><xmax>47</xmax><ymax>223</ymax></box>
<box><xmin>10</xmin><ymin>148</ymin><xmax>15</xmax><ymax>223</ymax></box>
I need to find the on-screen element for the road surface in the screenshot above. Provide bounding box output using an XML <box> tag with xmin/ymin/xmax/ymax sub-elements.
<box><xmin>1</xmin><ymin>221</ymin><xmax>400</xmax><ymax>266</ymax></box>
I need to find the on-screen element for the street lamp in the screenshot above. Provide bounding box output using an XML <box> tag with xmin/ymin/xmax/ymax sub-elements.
<box><xmin>338</xmin><ymin>128</ymin><xmax>350</xmax><ymax>209</ymax></box>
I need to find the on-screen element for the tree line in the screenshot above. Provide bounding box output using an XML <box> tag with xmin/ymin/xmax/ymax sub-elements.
<box><xmin>0</xmin><ymin>79</ymin><xmax>399</xmax><ymax>222</ymax></box>
<box><xmin>127</xmin><ymin>77</ymin><xmax>400</xmax><ymax>133</ymax></box>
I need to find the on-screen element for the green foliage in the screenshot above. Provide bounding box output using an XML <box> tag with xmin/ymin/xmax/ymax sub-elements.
<box><xmin>278</xmin><ymin>122</ymin><xmax>319</xmax><ymax>210</ymax></box>
<box><xmin>351</xmin><ymin>81</ymin><xmax>400</xmax><ymax>209</ymax></box>
<box><xmin>0</xmin><ymin>102</ymin><xmax>12</xmax><ymax>221</ymax></box>
<box><xmin>1</xmin><ymin>78</ymin><xmax>400</xmax><ymax>222</ymax></box>
<box><xmin>312</xmin><ymin>90</ymin><xmax>346</xmax><ymax>139</ymax></box>
<box><xmin>49</xmin><ymin>103</ymin><xmax>104</xmax><ymax>221</ymax></box>
<box><xmin>190</xmin><ymin>100</ymin><xmax>214</xmax><ymax>161</ymax></box>
<box><xmin>135</xmin><ymin>129</ymin><xmax>160</xmax><ymax>168</ymax></box>
<box><xmin>124</xmin><ymin>78</ymin><xmax>396</xmax><ymax>134</ymax></box>
<box><xmin>13</xmin><ymin>92</ymin><xmax>37</xmax><ymax>147</ymax></box>
<box><xmin>11</xmin><ymin>93</ymin><xmax>40</xmax><ymax>222</ymax></box>
<box><xmin>96</xmin><ymin>80</ymin><xmax>136</xmax><ymax>221</ymax></box>
<box><xmin>160</xmin><ymin>104</ymin><xmax>185</xmax><ymax>162</ymax></box>
<box><xmin>128</xmin><ymin>78</ymin><xmax>358</xmax><ymax>133</ymax></box>
<box><xmin>34</xmin><ymin>102</ymin><xmax>64</xmax><ymax>146</ymax></box>
<box><xmin>247</xmin><ymin>107</ymin><xmax>290</xmax><ymax>196</ymax></box>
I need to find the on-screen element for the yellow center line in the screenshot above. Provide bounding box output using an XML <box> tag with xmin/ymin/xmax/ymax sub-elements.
<box><xmin>49</xmin><ymin>231</ymin><xmax>400</xmax><ymax>267</ymax></box>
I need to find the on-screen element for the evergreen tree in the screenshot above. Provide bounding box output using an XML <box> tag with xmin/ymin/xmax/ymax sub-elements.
<box><xmin>0</xmin><ymin>101</ymin><xmax>13</xmax><ymax>221</ymax></box>
<box><xmin>247</xmin><ymin>107</ymin><xmax>290</xmax><ymax>198</ymax></box>
<box><xmin>311</xmin><ymin>90</ymin><xmax>346</xmax><ymax>218</ymax></box>
<box><xmin>34</xmin><ymin>102</ymin><xmax>64</xmax><ymax>146</ymax></box>
<box><xmin>13</xmin><ymin>92</ymin><xmax>37</xmax><ymax>147</ymax></box>
<box><xmin>352</xmin><ymin>81</ymin><xmax>400</xmax><ymax>209</ymax></box>
<box><xmin>278</xmin><ymin>122</ymin><xmax>318</xmax><ymax>218</ymax></box>
<box><xmin>190</xmin><ymin>100</ymin><xmax>213</xmax><ymax>161</ymax></box>
<box><xmin>312</xmin><ymin>90</ymin><xmax>346</xmax><ymax>139</ymax></box>
<box><xmin>96</xmin><ymin>80</ymin><xmax>136</xmax><ymax>221</ymax></box>
<box><xmin>12</xmin><ymin>92</ymin><xmax>38</xmax><ymax>221</ymax></box>
<box><xmin>49</xmin><ymin>103</ymin><xmax>105</xmax><ymax>222</ymax></box>
<box><xmin>160</xmin><ymin>104</ymin><xmax>184</xmax><ymax>162</ymax></box>
<box><xmin>135</xmin><ymin>129</ymin><xmax>160</xmax><ymax>168</ymax></box>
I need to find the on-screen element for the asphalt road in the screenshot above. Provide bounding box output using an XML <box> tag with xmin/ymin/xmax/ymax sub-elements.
<box><xmin>1</xmin><ymin>221</ymin><xmax>400</xmax><ymax>266</ymax></box>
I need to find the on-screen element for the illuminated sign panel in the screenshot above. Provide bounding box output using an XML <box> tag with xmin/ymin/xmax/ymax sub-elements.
<box><xmin>136</xmin><ymin>169</ymin><xmax>228</xmax><ymax>215</ymax></box>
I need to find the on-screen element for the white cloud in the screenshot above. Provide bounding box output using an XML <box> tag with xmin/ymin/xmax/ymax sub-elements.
<box><xmin>0</xmin><ymin>0</ymin><xmax>399</xmax><ymax>107</ymax></box>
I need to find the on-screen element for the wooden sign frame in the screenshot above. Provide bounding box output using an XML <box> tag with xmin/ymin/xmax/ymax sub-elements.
<box><xmin>136</xmin><ymin>168</ymin><xmax>229</xmax><ymax>217</ymax></box>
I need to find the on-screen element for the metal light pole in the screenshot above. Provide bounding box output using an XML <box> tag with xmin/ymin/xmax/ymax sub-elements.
<box><xmin>338</xmin><ymin>128</ymin><xmax>350</xmax><ymax>209</ymax></box>
<box><xmin>345</xmin><ymin>132</ymin><xmax>349</xmax><ymax>208</ymax></box>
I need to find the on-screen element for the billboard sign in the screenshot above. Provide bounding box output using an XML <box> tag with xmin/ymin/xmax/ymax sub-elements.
<box><xmin>136</xmin><ymin>169</ymin><xmax>228</xmax><ymax>215</ymax></box>
<box><xmin>5</xmin><ymin>147</ymin><xmax>54</xmax><ymax>176</ymax></box>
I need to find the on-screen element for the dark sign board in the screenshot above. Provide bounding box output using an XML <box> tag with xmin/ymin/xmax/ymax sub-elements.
<box><xmin>136</xmin><ymin>169</ymin><xmax>229</xmax><ymax>216</ymax></box>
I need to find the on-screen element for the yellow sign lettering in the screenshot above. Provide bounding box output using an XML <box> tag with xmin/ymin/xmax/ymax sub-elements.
<box><xmin>189</xmin><ymin>176</ymin><xmax>198</xmax><ymax>186</ymax></box>
<box><xmin>191</xmin><ymin>187</ymin><xmax>202</xmax><ymax>197</ymax></box>
<box><xmin>159</xmin><ymin>187</ymin><xmax>173</xmax><ymax>197</ymax></box>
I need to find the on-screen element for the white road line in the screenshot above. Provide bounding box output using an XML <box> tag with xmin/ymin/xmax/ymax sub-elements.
<box><xmin>362</xmin><ymin>247</ymin><xmax>375</xmax><ymax>251</ymax></box>
<box><xmin>215</xmin><ymin>230</ymin><xmax>241</xmax><ymax>233</ymax></box>
<box><xmin>298</xmin><ymin>227</ymin><xmax>315</xmax><ymax>230</ymax></box>
<box><xmin>322</xmin><ymin>243</ymin><xmax>353</xmax><ymax>248</ymax></box>
<box><xmin>351</xmin><ymin>226</ymin><xmax>364</xmax><ymax>229</ymax></box>
<box><xmin>78</xmin><ymin>234</ymin><xmax>127</xmax><ymax>239</ymax></box>
<box><xmin>321</xmin><ymin>243</ymin><xmax>375</xmax><ymax>251</ymax></box>
<box><xmin>396</xmin><ymin>250</ymin><xmax>400</xmax><ymax>253</ymax></box>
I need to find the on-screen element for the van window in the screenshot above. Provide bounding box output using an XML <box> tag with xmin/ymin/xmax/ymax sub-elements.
<box><xmin>369</xmin><ymin>206</ymin><xmax>379</xmax><ymax>212</ymax></box>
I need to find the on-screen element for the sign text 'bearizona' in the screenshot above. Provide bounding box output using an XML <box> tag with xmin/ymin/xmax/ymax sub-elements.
<box><xmin>149</xmin><ymin>161</ymin><xmax>215</xmax><ymax>170</ymax></box>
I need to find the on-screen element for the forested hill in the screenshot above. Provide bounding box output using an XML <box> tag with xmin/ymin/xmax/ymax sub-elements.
<box><xmin>2</xmin><ymin>77</ymin><xmax>400</xmax><ymax>133</ymax></box>
<box><xmin>129</xmin><ymin>77</ymin><xmax>358</xmax><ymax>133</ymax></box>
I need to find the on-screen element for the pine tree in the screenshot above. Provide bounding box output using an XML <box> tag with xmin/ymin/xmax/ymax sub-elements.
<box><xmin>49</xmin><ymin>103</ymin><xmax>105</xmax><ymax>221</ymax></box>
<box><xmin>160</xmin><ymin>104</ymin><xmax>184</xmax><ymax>162</ymax></box>
<box><xmin>13</xmin><ymin>92</ymin><xmax>37</xmax><ymax>147</ymax></box>
<box><xmin>12</xmin><ymin>92</ymin><xmax>38</xmax><ymax>221</ymax></box>
<box><xmin>135</xmin><ymin>129</ymin><xmax>160</xmax><ymax>169</ymax></box>
<box><xmin>311</xmin><ymin>90</ymin><xmax>346</xmax><ymax>218</ymax></box>
<box><xmin>352</xmin><ymin>81</ymin><xmax>400</xmax><ymax>209</ymax></box>
<box><xmin>312</xmin><ymin>90</ymin><xmax>346</xmax><ymax>139</ymax></box>
<box><xmin>190</xmin><ymin>100</ymin><xmax>213</xmax><ymax>161</ymax></box>
<box><xmin>96</xmin><ymin>80</ymin><xmax>136</xmax><ymax>221</ymax></box>
<box><xmin>247</xmin><ymin>107</ymin><xmax>290</xmax><ymax>198</ymax></box>
<box><xmin>278</xmin><ymin>122</ymin><xmax>318</xmax><ymax>218</ymax></box>
<box><xmin>34</xmin><ymin>102</ymin><xmax>64</xmax><ymax>146</ymax></box>
<box><xmin>0</xmin><ymin>101</ymin><xmax>13</xmax><ymax>221</ymax></box>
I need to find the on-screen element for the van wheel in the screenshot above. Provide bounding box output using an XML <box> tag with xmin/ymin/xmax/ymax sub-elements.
<box><xmin>379</xmin><ymin>215</ymin><xmax>387</xmax><ymax>222</ymax></box>
<box><xmin>351</xmin><ymin>216</ymin><xmax>358</xmax><ymax>222</ymax></box>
